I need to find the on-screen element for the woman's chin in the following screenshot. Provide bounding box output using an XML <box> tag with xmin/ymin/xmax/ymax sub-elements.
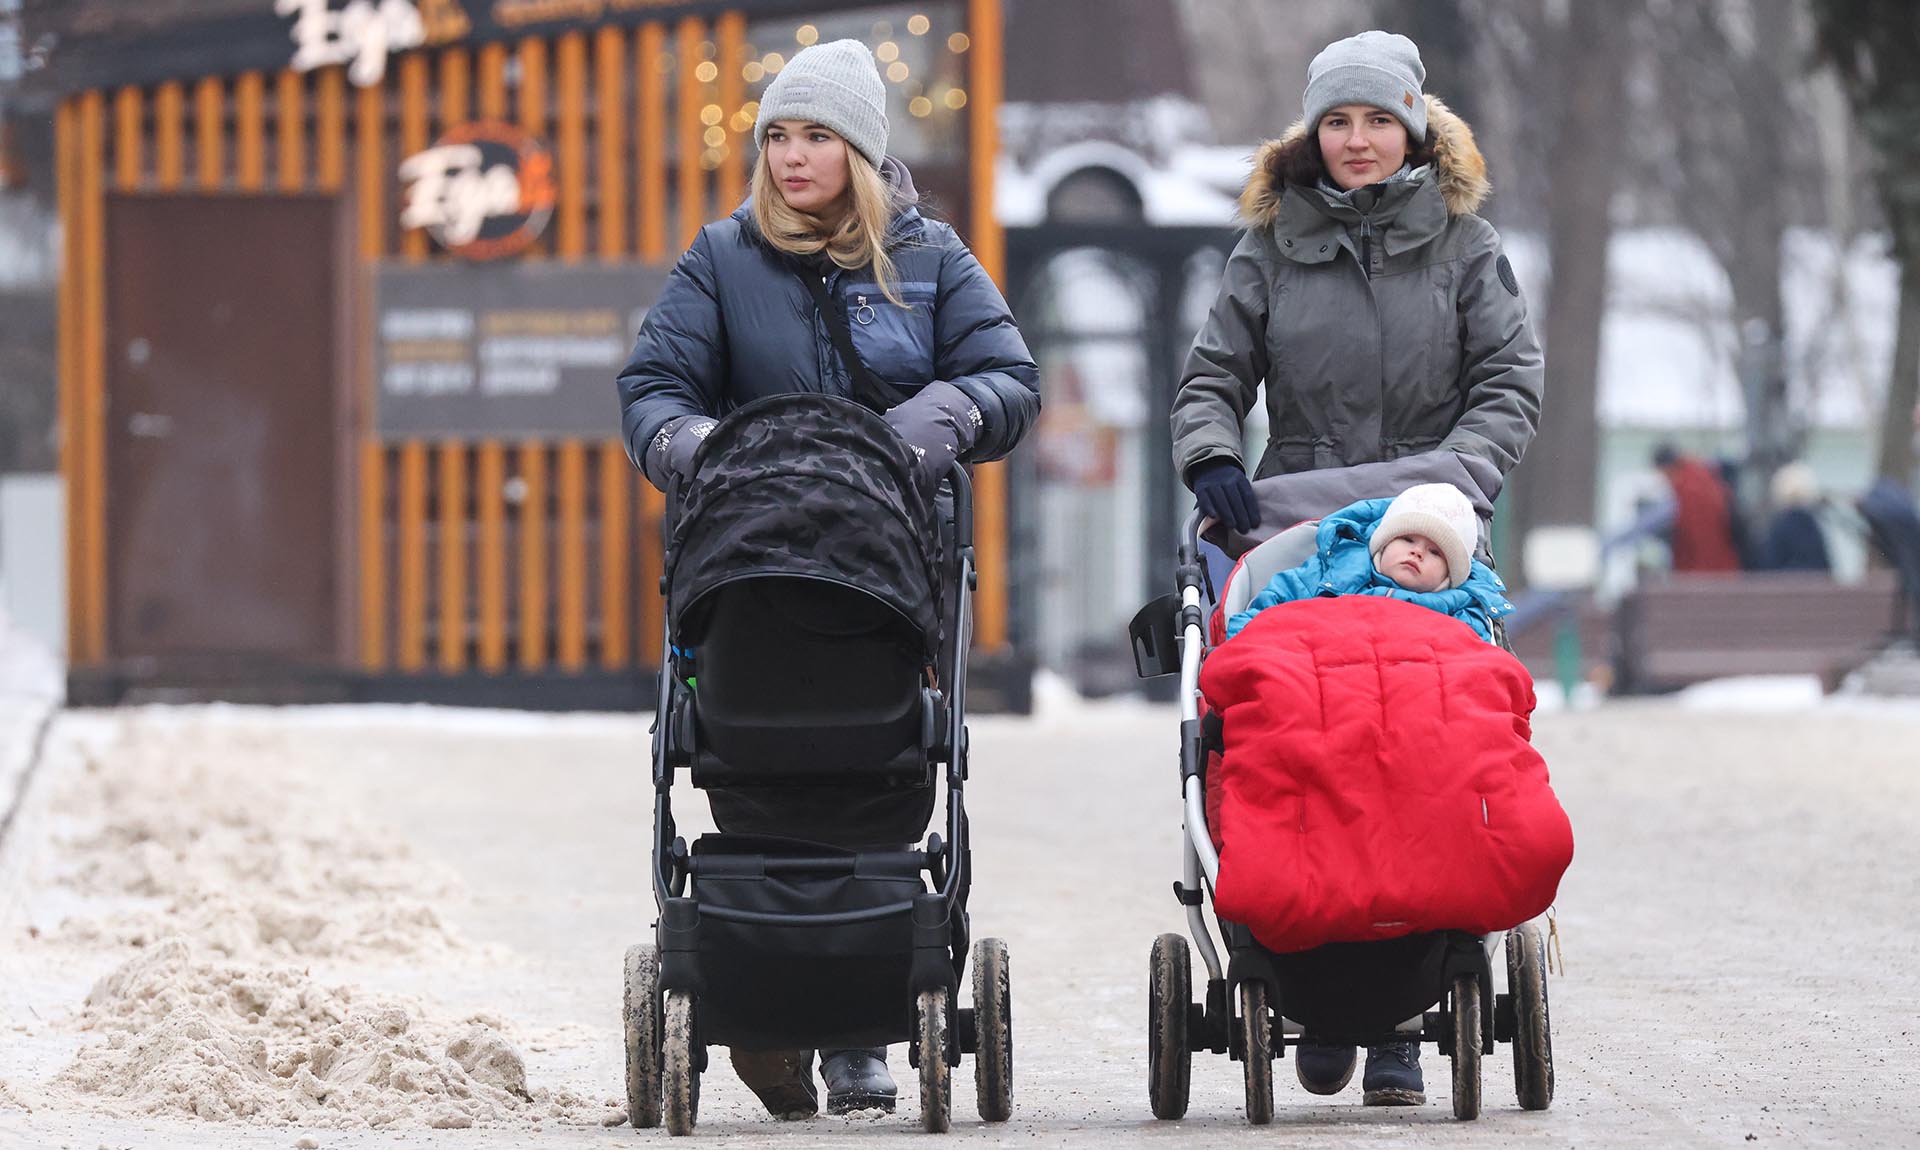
<box><xmin>780</xmin><ymin>191</ymin><xmax>834</xmax><ymax>216</ymax></box>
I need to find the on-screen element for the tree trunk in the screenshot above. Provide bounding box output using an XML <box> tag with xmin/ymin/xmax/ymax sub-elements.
<box><xmin>1504</xmin><ymin>2</ymin><xmax>1633</xmax><ymax>577</ymax></box>
<box><xmin>1727</xmin><ymin>0</ymin><xmax>1801</xmax><ymax>509</ymax></box>
<box><xmin>1880</xmin><ymin>251</ymin><xmax>1920</xmax><ymax>485</ymax></box>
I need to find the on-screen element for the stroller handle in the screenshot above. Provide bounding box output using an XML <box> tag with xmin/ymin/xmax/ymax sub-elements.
<box><xmin>1180</xmin><ymin>511</ymin><xmax>1206</xmax><ymax>568</ymax></box>
<box><xmin>944</xmin><ymin>460</ymin><xmax>974</xmax><ymax>549</ymax></box>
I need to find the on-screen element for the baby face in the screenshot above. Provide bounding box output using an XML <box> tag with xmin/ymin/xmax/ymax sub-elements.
<box><xmin>1378</xmin><ymin>532</ymin><xmax>1450</xmax><ymax>593</ymax></box>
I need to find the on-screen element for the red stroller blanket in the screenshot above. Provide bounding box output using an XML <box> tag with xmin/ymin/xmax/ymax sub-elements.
<box><xmin>1199</xmin><ymin>596</ymin><xmax>1573</xmax><ymax>954</ymax></box>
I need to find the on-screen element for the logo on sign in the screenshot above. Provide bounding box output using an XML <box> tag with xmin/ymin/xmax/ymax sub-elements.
<box><xmin>275</xmin><ymin>0</ymin><xmax>469</xmax><ymax>87</ymax></box>
<box><xmin>400</xmin><ymin>123</ymin><xmax>557</xmax><ymax>260</ymax></box>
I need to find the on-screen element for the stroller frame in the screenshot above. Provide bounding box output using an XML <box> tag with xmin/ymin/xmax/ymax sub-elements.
<box><xmin>1128</xmin><ymin>513</ymin><xmax>1554</xmax><ymax>1123</ymax></box>
<box><xmin>623</xmin><ymin>462</ymin><xmax>1014</xmax><ymax>1136</ymax></box>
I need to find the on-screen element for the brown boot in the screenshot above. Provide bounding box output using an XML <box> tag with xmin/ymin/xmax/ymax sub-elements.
<box><xmin>729</xmin><ymin>1048</ymin><xmax>819</xmax><ymax>1120</ymax></box>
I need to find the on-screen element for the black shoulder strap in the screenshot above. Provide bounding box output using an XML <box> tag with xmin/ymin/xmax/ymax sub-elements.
<box><xmin>799</xmin><ymin>269</ymin><xmax>903</xmax><ymax>414</ymax></box>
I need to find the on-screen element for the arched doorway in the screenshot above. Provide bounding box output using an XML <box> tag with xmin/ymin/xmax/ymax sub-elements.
<box><xmin>1007</xmin><ymin>177</ymin><xmax>1233</xmax><ymax>695</ymax></box>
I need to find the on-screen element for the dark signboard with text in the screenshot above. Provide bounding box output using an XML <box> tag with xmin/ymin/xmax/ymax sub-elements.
<box><xmin>373</xmin><ymin>262</ymin><xmax>666</xmax><ymax>439</ymax></box>
<box><xmin>30</xmin><ymin>0</ymin><xmax>886</xmax><ymax>95</ymax></box>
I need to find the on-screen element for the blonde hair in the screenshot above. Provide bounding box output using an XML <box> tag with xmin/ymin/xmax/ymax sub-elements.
<box><xmin>751</xmin><ymin>143</ymin><xmax>906</xmax><ymax>306</ymax></box>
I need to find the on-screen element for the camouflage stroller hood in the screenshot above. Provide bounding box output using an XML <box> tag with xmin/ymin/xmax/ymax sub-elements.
<box><xmin>666</xmin><ymin>393</ymin><xmax>943</xmax><ymax>656</ymax></box>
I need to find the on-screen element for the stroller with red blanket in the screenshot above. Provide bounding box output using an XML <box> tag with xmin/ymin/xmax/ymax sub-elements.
<box><xmin>1128</xmin><ymin>512</ymin><xmax>1569</xmax><ymax>1122</ymax></box>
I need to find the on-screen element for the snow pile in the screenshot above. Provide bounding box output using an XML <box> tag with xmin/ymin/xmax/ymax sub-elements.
<box><xmin>52</xmin><ymin>939</ymin><xmax>612</xmax><ymax>1128</ymax></box>
<box><xmin>43</xmin><ymin>722</ymin><xmax>469</xmax><ymax>963</ymax></box>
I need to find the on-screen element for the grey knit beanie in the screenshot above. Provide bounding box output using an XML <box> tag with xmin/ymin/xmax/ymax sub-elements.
<box><xmin>753</xmin><ymin>39</ymin><xmax>890</xmax><ymax>168</ymax></box>
<box><xmin>1303</xmin><ymin>30</ymin><xmax>1427</xmax><ymax>143</ymax></box>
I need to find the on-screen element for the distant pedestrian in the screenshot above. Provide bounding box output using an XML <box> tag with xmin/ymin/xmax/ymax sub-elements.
<box><xmin>1759</xmin><ymin>461</ymin><xmax>1831</xmax><ymax>573</ymax></box>
<box><xmin>1653</xmin><ymin>444</ymin><xmax>1742</xmax><ymax>573</ymax></box>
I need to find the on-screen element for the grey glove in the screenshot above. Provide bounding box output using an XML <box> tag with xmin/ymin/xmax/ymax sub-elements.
<box><xmin>644</xmin><ymin>414</ymin><xmax>718</xmax><ymax>491</ymax></box>
<box><xmin>883</xmin><ymin>381</ymin><xmax>983</xmax><ymax>483</ymax></box>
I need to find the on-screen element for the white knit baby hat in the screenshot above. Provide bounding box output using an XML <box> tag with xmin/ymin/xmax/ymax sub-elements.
<box><xmin>1370</xmin><ymin>482</ymin><xmax>1478</xmax><ymax>589</ymax></box>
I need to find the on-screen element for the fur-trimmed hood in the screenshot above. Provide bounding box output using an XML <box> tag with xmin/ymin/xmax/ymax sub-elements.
<box><xmin>1238</xmin><ymin>95</ymin><xmax>1489</xmax><ymax>228</ymax></box>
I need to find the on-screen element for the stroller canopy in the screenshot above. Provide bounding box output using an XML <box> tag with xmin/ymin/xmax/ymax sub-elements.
<box><xmin>666</xmin><ymin>394</ymin><xmax>943</xmax><ymax>655</ymax></box>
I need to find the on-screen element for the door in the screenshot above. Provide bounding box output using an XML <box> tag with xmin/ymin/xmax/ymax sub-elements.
<box><xmin>105</xmin><ymin>194</ymin><xmax>346</xmax><ymax>666</ymax></box>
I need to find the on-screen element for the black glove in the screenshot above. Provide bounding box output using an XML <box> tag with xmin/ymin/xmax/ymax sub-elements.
<box><xmin>643</xmin><ymin>414</ymin><xmax>718</xmax><ymax>491</ymax></box>
<box><xmin>884</xmin><ymin>381</ymin><xmax>982</xmax><ymax>484</ymax></box>
<box><xmin>1189</xmin><ymin>458</ymin><xmax>1261</xmax><ymax>534</ymax></box>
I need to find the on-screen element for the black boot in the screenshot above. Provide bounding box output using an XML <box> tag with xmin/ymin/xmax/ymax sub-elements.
<box><xmin>729</xmin><ymin>1048</ymin><xmax>818</xmax><ymax>1120</ymax></box>
<box><xmin>820</xmin><ymin>1047</ymin><xmax>896</xmax><ymax>1114</ymax></box>
<box><xmin>1362</xmin><ymin>1041</ymin><xmax>1426</xmax><ymax>1106</ymax></box>
<box><xmin>1295</xmin><ymin>1041</ymin><xmax>1357</xmax><ymax>1095</ymax></box>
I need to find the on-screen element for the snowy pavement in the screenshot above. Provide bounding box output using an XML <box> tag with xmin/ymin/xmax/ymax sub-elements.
<box><xmin>0</xmin><ymin>685</ymin><xmax>1918</xmax><ymax>1148</ymax></box>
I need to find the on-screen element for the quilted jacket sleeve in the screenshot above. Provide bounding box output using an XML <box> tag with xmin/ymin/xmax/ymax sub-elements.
<box><xmin>617</xmin><ymin>227</ymin><xmax>729</xmax><ymax>488</ymax></box>
<box><xmin>930</xmin><ymin>231</ymin><xmax>1041</xmax><ymax>461</ymax></box>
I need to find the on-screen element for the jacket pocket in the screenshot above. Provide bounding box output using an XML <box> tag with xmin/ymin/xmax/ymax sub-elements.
<box><xmin>844</xmin><ymin>280</ymin><xmax>937</xmax><ymax>387</ymax></box>
<box><xmin>1380</xmin><ymin>435</ymin><xmax>1443</xmax><ymax>462</ymax></box>
<box><xmin>1256</xmin><ymin>436</ymin><xmax>1333</xmax><ymax>478</ymax></box>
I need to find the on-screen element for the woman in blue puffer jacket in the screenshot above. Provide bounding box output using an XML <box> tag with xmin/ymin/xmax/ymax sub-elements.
<box><xmin>613</xmin><ymin>38</ymin><xmax>1037</xmax><ymax>1124</ymax></box>
<box><xmin>617</xmin><ymin>41</ymin><xmax>1039</xmax><ymax>494</ymax></box>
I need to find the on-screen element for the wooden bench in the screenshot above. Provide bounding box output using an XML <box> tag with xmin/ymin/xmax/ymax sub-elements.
<box><xmin>1613</xmin><ymin>571</ymin><xmax>1902</xmax><ymax>693</ymax></box>
<box><xmin>1507</xmin><ymin>599</ymin><xmax>1614</xmax><ymax>686</ymax></box>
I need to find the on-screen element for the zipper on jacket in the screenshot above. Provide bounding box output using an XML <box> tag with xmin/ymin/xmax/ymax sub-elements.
<box><xmin>1359</xmin><ymin>214</ymin><xmax>1375</xmax><ymax>279</ymax></box>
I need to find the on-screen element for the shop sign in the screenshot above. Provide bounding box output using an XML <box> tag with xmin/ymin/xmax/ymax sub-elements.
<box><xmin>275</xmin><ymin>0</ymin><xmax>469</xmax><ymax>87</ymax></box>
<box><xmin>374</xmin><ymin>262</ymin><xmax>668</xmax><ymax>439</ymax></box>
<box><xmin>399</xmin><ymin>122</ymin><xmax>557</xmax><ymax>260</ymax></box>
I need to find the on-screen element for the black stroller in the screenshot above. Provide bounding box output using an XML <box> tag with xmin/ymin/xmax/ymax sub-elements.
<box><xmin>620</xmin><ymin>395</ymin><xmax>1012</xmax><ymax>1136</ymax></box>
<box><xmin>1127</xmin><ymin>513</ymin><xmax>1554</xmax><ymax>1122</ymax></box>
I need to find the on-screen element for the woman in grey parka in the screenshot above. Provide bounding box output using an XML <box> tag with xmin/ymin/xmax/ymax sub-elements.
<box><xmin>615</xmin><ymin>39</ymin><xmax>1038</xmax><ymax>1123</ymax></box>
<box><xmin>1169</xmin><ymin>29</ymin><xmax>1544</xmax><ymax>1105</ymax></box>
<box><xmin>1172</xmin><ymin>30</ymin><xmax>1543</xmax><ymax>545</ymax></box>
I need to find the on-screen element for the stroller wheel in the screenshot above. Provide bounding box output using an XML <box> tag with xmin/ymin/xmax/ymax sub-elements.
<box><xmin>1146</xmin><ymin>933</ymin><xmax>1192</xmax><ymax>1120</ymax></box>
<box><xmin>971</xmin><ymin>938</ymin><xmax>1013</xmax><ymax>1122</ymax></box>
<box><xmin>662</xmin><ymin>989</ymin><xmax>700</xmax><ymax>1136</ymax></box>
<box><xmin>1507</xmin><ymin>922</ymin><xmax>1554</xmax><ymax>1111</ymax></box>
<box><xmin>1239</xmin><ymin>980</ymin><xmax>1274</xmax><ymax>1126</ymax></box>
<box><xmin>916</xmin><ymin>987</ymin><xmax>952</xmax><ymax>1133</ymax></box>
<box><xmin>621</xmin><ymin>944</ymin><xmax>663</xmax><ymax>1128</ymax></box>
<box><xmin>1450</xmin><ymin>974</ymin><xmax>1482</xmax><ymax>1121</ymax></box>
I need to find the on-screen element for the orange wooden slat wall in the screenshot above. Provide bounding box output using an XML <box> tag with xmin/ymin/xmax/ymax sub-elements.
<box><xmin>637</xmin><ymin>23</ymin><xmax>668</xmax><ymax>262</ymax></box>
<box><xmin>599</xmin><ymin>446</ymin><xmax>631</xmax><ymax>668</ymax></box>
<box><xmin>438</xmin><ymin>444</ymin><xmax>469</xmax><ymax>673</ymax></box>
<box><xmin>556</xmin><ymin>31</ymin><xmax>588</xmax><ymax>262</ymax></box>
<box><xmin>477</xmin><ymin>443</ymin><xmax>508</xmax><ymax>672</ymax></box>
<box><xmin>155</xmin><ymin>82</ymin><xmax>184</xmax><ymax>189</ymax></box>
<box><xmin>236</xmin><ymin>72</ymin><xmax>266</xmax><ymax>190</ymax></box>
<box><xmin>277</xmin><ymin>70</ymin><xmax>305</xmax><ymax>191</ymax></box>
<box><xmin>358</xmin><ymin>73</ymin><xmax>387</xmax><ymax>669</ymax></box>
<box><xmin>439</xmin><ymin>49</ymin><xmax>474</xmax><ymax>674</ymax></box>
<box><xmin>518</xmin><ymin>444</ymin><xmax>549</xmax><ymax>670</ymax></box>
<box><xmin>113</xmin><ymin>88</ymin><xmax>141</xmax><ymax>189</ymax></box>
<box><xmin>399</xmin><ymin>54</ymin><xmax>430</xmax><ymax>260</ymax></box>
<box><xmin>55</xmin><ymin>101</ymin><xmax>80</xmax><ymax>658</ymax></box>
<box><xmin>518</xmin><ymin>37</ymin><xmax>549</xmax><ymax>262</ymax></box>
<box><xmin>716</xmin><ymin>12</ymin><xmax>747</xmax><ymax>210</ymax></box>
<box><xmin>398</xmin><ymin>441</ymin><xmax>429</xmax><ymax>672</ymax></box>
<box><xmin>317</xmin><ymin>68</ymin><xmax>346</xmax><ymax>190</ymax></box>
<box><xmin>675</xmin><ymin>18</ymin><xmax>706</xmax><ymax>250</ymax></box>
<box><xmin>78</xmin><ymin>93</ymin><xmax>106</xmax><ymax>662</ymax></box>
<box><xmin>195</xmin><ymin>77</ymin><xmax>223</xmax><ymax>189</ymax></box>
<box><xmin>596</xmin><ymin>27</ymin><xmax>627</xmax><ymax>260</ymax></box>
<box><xmin>557</xmin><ymin>442</ymin><xmax>588</xmax><ymax>670</ymax></box>
<box><xmin>967</xmin><ymin>0</ymin><xmax>1009</xmax><ymax>652</ymax></box>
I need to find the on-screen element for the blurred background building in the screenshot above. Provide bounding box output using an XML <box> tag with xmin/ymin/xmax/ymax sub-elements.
<box><xmin>1</xmin><ymin>0</ymin><xmax>1917</xmax><ymax>704</ymax></box>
